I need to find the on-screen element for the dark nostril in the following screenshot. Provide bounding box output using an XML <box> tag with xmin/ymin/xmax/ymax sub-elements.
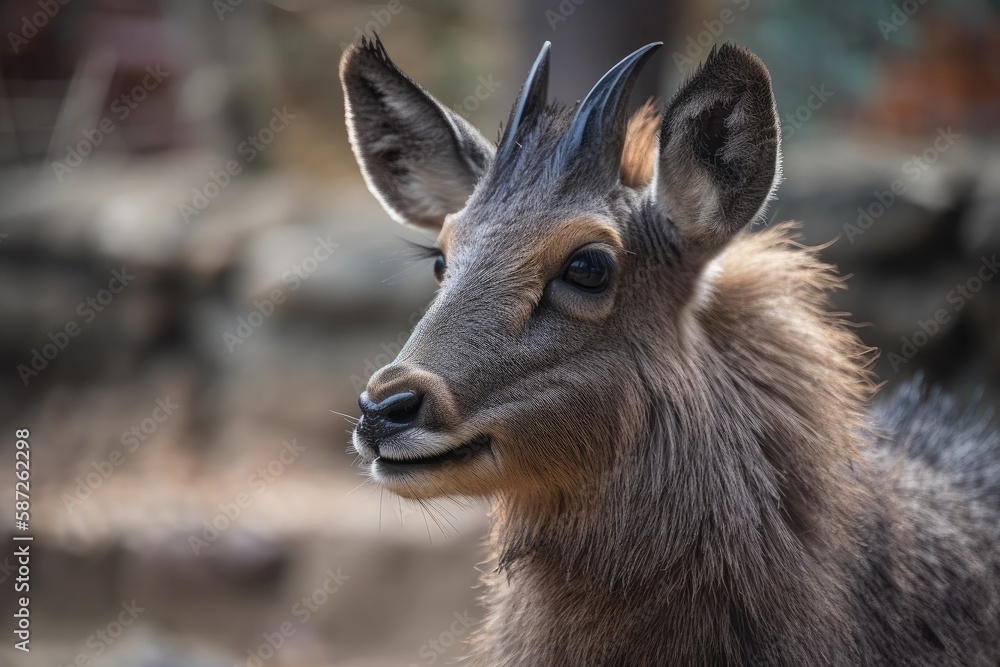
<box><xmin>386</xmin><ymin>401</ymin><xmax>421</xmax><ymax>424</ymax></box>
<box><xmin>359</xmin><ymin>391</ymin><xmax>424</xmax><ymax>425</ymax></box>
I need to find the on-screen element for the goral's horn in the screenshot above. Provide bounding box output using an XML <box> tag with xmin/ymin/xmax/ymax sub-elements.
<box><xmin>557</xmin><ymin>42</ymin><xmax>662</xmax><ymax>187</ymax></box>
<box><xmin>496</xmin><ymin>41</ymin><xmax>551</xmax><ymax>162</ymax></box>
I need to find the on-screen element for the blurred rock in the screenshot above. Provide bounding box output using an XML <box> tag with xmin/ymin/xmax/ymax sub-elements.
<box><xmin>95</xmin><ymin>630</ymin><xmax>234</xmax><ymax>667</ymax></box>
<box><xmin>961</xmin><ymin>155</ymin><xmax>1000</xmax><ymax>257</ymax></box>
<box><xmin>779</xmin><ymin>135</ymin><xmax>969</xmax><ymax>262</ymax></box>
<box><xmin>232</xmin><ymin>191</ymin><xmax>437</xmax><ymax>322</ymax></box>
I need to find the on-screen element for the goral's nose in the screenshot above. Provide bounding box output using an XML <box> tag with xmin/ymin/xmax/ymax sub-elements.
<box><xmin>358</xmin><ymin>391</ymin><xmax>424</xmax><ymax>439</ymax></box>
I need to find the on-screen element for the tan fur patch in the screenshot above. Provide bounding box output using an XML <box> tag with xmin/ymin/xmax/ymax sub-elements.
<box><xmin>532</xmin><ymin>218</ymin><xmax>623</xmax><ymax>269</ymax></box>
<box><xmin>502</xmin><ymin>217</ymin><xmax>624</xmax><ymax>332</ymax></box>
<box><xmin>620</xmin><ymin>100</ymin><xmax>661</xmax><ymax>188</ymax></box>
<box><xmin>438</xmin><ymin>214</ymin><xmax>456</xmax><ymax>256</ymax></box>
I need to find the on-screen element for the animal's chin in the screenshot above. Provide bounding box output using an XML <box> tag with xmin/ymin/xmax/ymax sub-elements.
<box><xmin>367</xmin><ymin>434</ymin><xmax>493</xmax><ymax>489</ymax></box>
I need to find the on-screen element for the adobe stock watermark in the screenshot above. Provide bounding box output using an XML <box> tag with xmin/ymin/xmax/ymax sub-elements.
<box><xmin>223</xmin><ymin>235</ymin><xmax>339</xmax><ymax>352</ymax></box>
<box><xmin>0</xmin><ymin>556</ymin><xmax>15</xmax><ymax>585</ymax></box>
<box><xmin>545</xmin><ymin>0</ymin><xmax>588</xmax><ymax>31</ymax></box>
<box><xmin>782</xmin><ymin>84</ymin><xmax>834</xmax><ymax>141</ymax></box>
<box><xmin>61</xmin><ymin>396</ymin><xmax>180</xmax><ymax>513</ymax></box>
<box><xmin>213</xmin><ymin>0</ymin><xmax>245</xmax><ymax>20</ymax></box>
<box><xmin>843</xmin><ymin>127</ymin><xmax>961</xmax><ymax>244</ymax></box>
<box><xmin>337</xmin><ymin>0</ymin><xmax>415</xmax><ymax>51</ymax></box>
<box><xmin>179</xmin><ymin>106</ymin><xmax>296</xmax><ymax>224</ymax></box>
<box><xmin>407</xmin><ymin>611</ymin><xmax>478</xmax><ymax>666</ymax></box>
<box><xmin>188</xmin><ymin>439</ymin><xmax>305</xmax><ymax>556</ymax></box>
<box><xmin>887</xmin><ymin>254</ymin><xmax>999</xmax><ymax>372</ymax></box>
<box><xmin>349</xmin><ymin>304</ymin><xmax>430</xmax><ymax>393</ymax></box>
<box><xmin>393</xmin><ymin>499</ymin><xmax>420</xmax><ymax>525</ymax></box>
<box><xmin>878</xmin><ymin>0</ymin><xmax>929</xmax><ymax>40</ymax></box>
<box><xmin>454</xmin><ymin>75</ymin><xmax>502</xmax><ymax>119</ymax></box>
<box><xmin>54</xmin><ymin>600</ymin><xmax>145</xmax><ymax>667</ymax></box>
<box><xmin>16</xmin><ymin>267</ymin><xmax>134</xmax><ymax>386</ymax></box>
<box><xmin>236</xmin><ymin>567</ymin><xmax>350</xmax><ymax>667</ymax></box>
<box><xmin>51</xmin><ymin>65</ymin><xmax>170</xmax><ymax>182</ymax></box>
<box><xmin>671</xmin><ymin>0</ymin><xmax>751</xmax><ymax>71</ymax></box>
<box><xmin>6</xmin><ymin>0</ymin><xmax>71</xmax><ymax>54</ymax></box>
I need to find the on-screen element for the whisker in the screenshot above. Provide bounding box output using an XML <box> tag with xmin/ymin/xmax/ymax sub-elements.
<box><xmin>330</xmin><ymin>410</ymin><xmax>360</xmax><ymax>424</ymax></box>
<box><xmin>419</xmin><ymin>499</ymin><xmax>434</xmax><ymax>544</ymax></box>
<box><xmin>427</xmin><ymin>498</ymin><xmax>460</xmax><ymax>530</ymax></box>
<box><xmin>362</xmin><ymin>482</ymin><xmax>382</xmax><ymax>501</ymax></box>
<box><xmin>382</xmin><ymin>260</ymin><xmax>430</xmax><ymax>285</ymax></box>
<box><xmin>420</xmin><ymin>498</ymin><xmax>455</xmax><ymax>537</ymax></box>
<box><xmin>346</xmin><ymin>479</ymin><xmax>371</xmax><ymax>496</ymax></box>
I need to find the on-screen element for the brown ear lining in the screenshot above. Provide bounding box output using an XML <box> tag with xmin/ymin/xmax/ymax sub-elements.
<box><xmin>620</xmin><ymin>99</ymin><xmax>661</xmax><ymax>188</ymax></box>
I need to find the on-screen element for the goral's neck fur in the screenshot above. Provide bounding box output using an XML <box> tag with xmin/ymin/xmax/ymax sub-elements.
<box><xmin>472</xmin><ymin>224</ymin><xmax>877</xmax><ymax>666</ymax></box>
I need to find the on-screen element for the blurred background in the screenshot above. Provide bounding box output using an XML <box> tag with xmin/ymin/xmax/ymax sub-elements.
<box><xmin>0</xmin><ymin>0</ymin><xmax>998</xmax><ymax>665</ymax></box>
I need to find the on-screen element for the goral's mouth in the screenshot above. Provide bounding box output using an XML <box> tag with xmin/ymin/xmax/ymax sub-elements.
<box><xmin>375</xmin><ymin>434</ymin><xmax>491</xmax><ymax>472</ymax></box>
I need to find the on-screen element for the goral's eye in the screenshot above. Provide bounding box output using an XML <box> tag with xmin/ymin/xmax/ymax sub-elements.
<box><xmin>433</xmin><ymin>254</ymin><xmax>447</xmax><ymax>283</ymax></box>
<box><xmin>562</xmin><ymin>248</ymin><xmax>614</xmax><ymax>292</ymax></box>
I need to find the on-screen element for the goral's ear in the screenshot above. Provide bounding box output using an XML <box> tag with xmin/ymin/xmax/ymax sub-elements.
<box><xmin>340</xmin><ymin>37</ymin><xmax>494</xmax><ymax>232</ymax></box>
<box><xmin>656</xmin><ymin>44</ymin><xmax>780</xmax><ymax>253</ymax></box>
